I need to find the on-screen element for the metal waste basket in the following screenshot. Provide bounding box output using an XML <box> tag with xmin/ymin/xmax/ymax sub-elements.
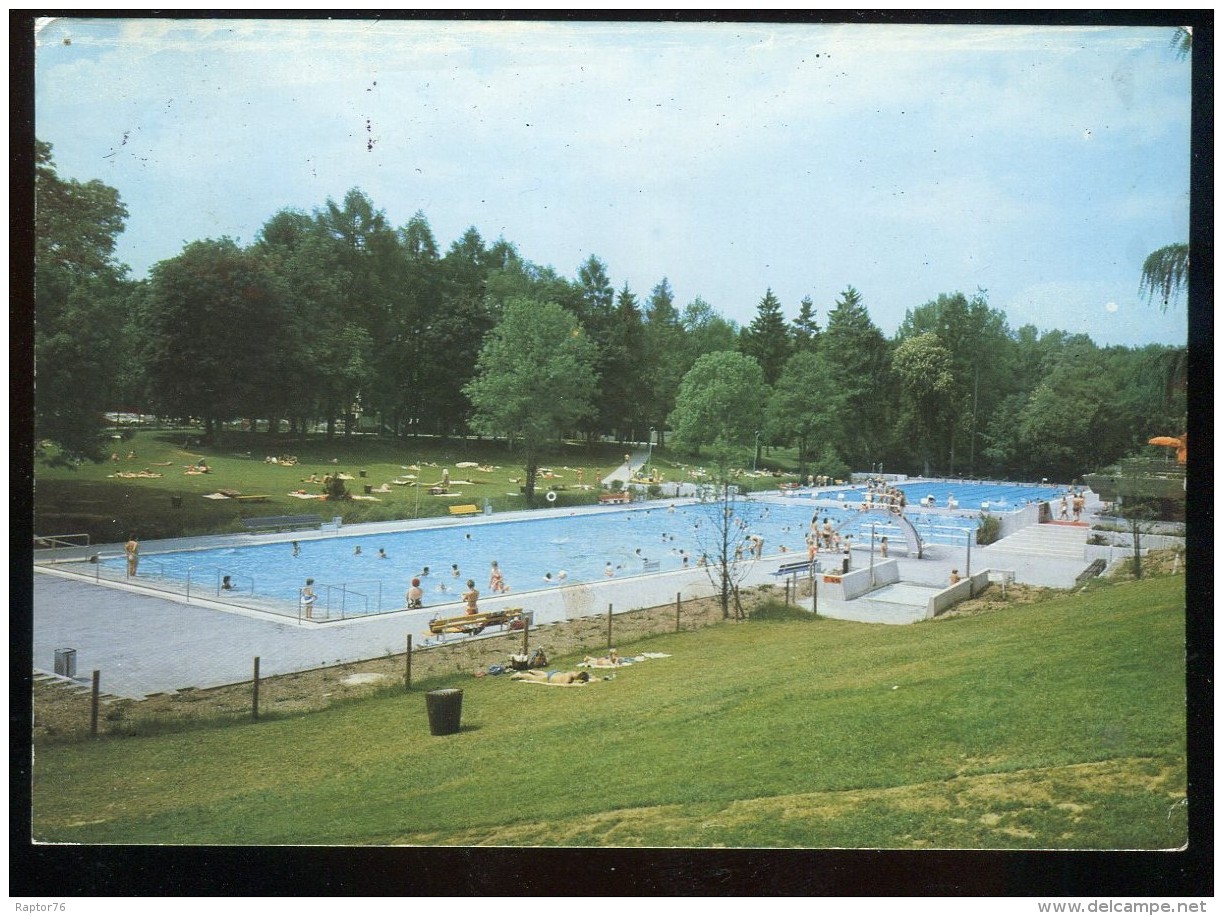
<box><xmin>54</xmin><ymin>648</ymin><xmax>77</xmax><ymax>678</ymax></box>
<box><xmin>425</xmin><ymin>688</ymin><xmax>463</xmax><ymax>736</ymax></box>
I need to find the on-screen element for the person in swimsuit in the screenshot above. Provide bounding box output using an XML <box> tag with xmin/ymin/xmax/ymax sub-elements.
<box><xmin>510</xmin><ymin>669</ymin><xmax>591</xmax><ymax>685</ymax></box>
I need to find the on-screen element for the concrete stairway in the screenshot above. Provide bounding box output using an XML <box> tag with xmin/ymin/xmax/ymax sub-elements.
<box><xmin>982</xmin><ymin>522</ymin><xmax>1088</xmax><ymax>561</ymax></box>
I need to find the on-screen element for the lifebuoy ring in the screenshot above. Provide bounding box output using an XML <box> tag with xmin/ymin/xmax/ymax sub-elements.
<box><xmin>545</xmin><ymin>491</ymin><xmax>557</xmax><ymax>503</ymax></box>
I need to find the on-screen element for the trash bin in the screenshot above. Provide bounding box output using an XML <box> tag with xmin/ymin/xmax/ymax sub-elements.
<box><xmin>364</xmin><ymin>484</ymin><xmax>373</xmax><ymax>494</ymax></box>
<box><xmin>359</xmin><ymin>469</ymin><xmax>367</xmax><ymax>478</ymax></box>
<box><xmin>54</xmin><ymin>648</ymin><xmax>76</xmax><ymax>678</ymax></box>
<box><xmin>425</xmin><ymin>688</ymin><xmax>463</xmax><ymax>736</ymax></box>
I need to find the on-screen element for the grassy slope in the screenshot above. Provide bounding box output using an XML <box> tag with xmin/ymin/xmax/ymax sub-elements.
<box><xmin>31</xmin><ymin>574</ymin><xmax>1186</xmax><ymax>848</ymax></box>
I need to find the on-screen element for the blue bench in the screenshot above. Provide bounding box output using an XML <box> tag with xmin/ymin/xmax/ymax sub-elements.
<box><xmin>241</xmin><ymin>514</ymin><xmax>323</xmax><ymax>533</ymax></box>
<box><xmin>772</xmin><ymin>560</ymin><xmax>815</xmax><ymax>578</ymax></box>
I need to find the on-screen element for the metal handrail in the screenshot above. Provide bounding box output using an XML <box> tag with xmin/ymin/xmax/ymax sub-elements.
<box><xmin>33</xmin><ymin>533</ymin><xmax>92</xmax><ymax>565</ymax></box>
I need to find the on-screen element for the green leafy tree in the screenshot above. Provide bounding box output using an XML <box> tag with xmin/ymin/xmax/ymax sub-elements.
<box><xmin>739</xmin><ymin>288</ymin><xmax>791</xmax><ymax>386</ymax></box>
<box><xmin>680</xmin><ymin>296</ymin><xmax>739</xmax><ymax>367</ymax></box>
<box><xmin>892</xmin><ymin>332</ymin><xmax>955</xmax><ymax>476</ymax></box>
<box><xmin>141</xmin><ymin>238</ymin><xmax>299</xmax><ymax>443</ymax></box>
<box><xmin>667</xmin><ymin>351</ymin><xmax>766</xmax><ymax>457</ymax></box>
<box><xmin>256</xmin><ymin>208</ymin><xmax>369</xmax><ymax>437</ymax></box>
<box><xmin>34</xmin><ymin>139</ymin><xmax>132</xmax><ymax>462</ymax></box>
<box><xmin>464</xmin><ymin>298</ymin><xmax>599</xmax><ymax>502</ymax></box>
<box><xmin>766</xmin><ymin>351</ymin><xmax>846</xmax><ymax>479</ymax></box>
<box><xmin>897</xmin><ymin>290</ymin><xmax>1014</xmax><ymax>475</ymax></box>
<box><xmin>1013</xmin><ymin>347</ymin><xmax>1134</xmax><ymax>482</ymax></box>
<box><xmin>315</xmin><ymin>189</ymin><xmax>403</xmax><ymax>435</ymax></box>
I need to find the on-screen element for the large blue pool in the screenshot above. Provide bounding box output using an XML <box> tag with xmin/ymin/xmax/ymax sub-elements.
<box><xmin>101</xmin><ymin>481</ymin><xmax>1064</xmax><ymax>615</ymax></box>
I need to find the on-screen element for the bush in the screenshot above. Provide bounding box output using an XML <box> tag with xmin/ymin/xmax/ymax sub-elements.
<box><xmin>748</xmin><ymin>599</ymin><xmax>815</xmax><ymax>622</ymax></box>
<box><xmin>976</xmin><ymin>513</ymin><xmax>1001</xmax><ymax>545</ymax></box>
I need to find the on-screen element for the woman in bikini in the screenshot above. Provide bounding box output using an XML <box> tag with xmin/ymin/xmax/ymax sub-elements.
<box><xmin>510</xmin><ymin>669</ymin><xmax>591</xmax><ymax>685</ymax></box>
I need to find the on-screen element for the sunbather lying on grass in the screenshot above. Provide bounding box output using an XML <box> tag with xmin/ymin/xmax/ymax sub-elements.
<box><xmin>509</xmin><ymin>669</ymin><xmax>590</xmax><ymax>686</ymax></box>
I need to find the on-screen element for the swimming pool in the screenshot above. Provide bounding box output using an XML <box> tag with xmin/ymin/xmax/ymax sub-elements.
<box><xmin>97</xmin><ymin>481</ymin><xmax>1063</xmax><ymax>617</ymax></box>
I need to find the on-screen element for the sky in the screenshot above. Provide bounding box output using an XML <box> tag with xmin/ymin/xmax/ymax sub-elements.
<box><xmin>32</xmin><ymin>16</ymin><xmax>1193</xmax><ymax>348</ymax></box>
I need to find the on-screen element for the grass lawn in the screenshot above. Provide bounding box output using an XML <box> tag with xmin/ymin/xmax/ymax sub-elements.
<box><xmin>33</xmin><ymin>429</ymin><xmax>665</xmax><ymax>543</ymax></box>
<box><xmin>30</xmin><ymin>574</ymin><xmax>1186</xmax><ymax>848</ymax></box>
<box><xmin>34</xmin><ymin>429</ymin><xmax>802</xmax><ymax>543</ymax></box>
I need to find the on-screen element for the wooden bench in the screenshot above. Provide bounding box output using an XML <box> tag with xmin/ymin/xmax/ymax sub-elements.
<box><xmin>599</xmin><ymin>492</ymin><xmax>631</xmax><ymax>504</ymax></box>
<box><xmin>233</xmin><ymin>494</ymin><xmax>271</xmax><ymax>503</ymax></box>
<box><xmin>448</xmin><ymin>504</ymin><xmax>481</xmax><ymax>516</ymax></box>
<box><xmin>428</xmin><ymin>607</ymin><xmax>523</xmax><ymax>636</ymax></box>
<box><xmin>241</xmin><ymin>514</ymin><xmax>323</xmax><ymax>532</ymax></box>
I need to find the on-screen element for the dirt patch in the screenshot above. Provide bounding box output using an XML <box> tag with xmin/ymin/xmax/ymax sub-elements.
<box><xmin>32</xmin><ymin>593</ymin><xmax>739</xmax><ymax>743</ymax></box>
<box><xmin>929</xmin><ymin>581</ymin><xmax>1059</xmax><ymax>619</ymax></box>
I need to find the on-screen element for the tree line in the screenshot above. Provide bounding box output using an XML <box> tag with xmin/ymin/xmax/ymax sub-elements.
<box><xmin>34</xmin><ymin>139</ymin><xmax>1185</xmax><ymax>486</ymax></box>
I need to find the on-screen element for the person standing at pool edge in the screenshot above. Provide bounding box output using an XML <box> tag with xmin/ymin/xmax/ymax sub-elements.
<box><xmin>489</xmin><ymin>560</ymin><xmax>505</xmax><ymax>593</ymax></box>
<box><xmin>301</xmin><ymin>578</ymin><xmax>317</xmax><ymax>619</ymax></box>
<box><xmin>124</xmin><ymin>535</ymin><xmax>139</xmax><ymax>577</ymax></box>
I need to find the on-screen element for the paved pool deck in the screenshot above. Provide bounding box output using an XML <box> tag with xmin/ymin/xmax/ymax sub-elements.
<box><xmin>30</xmin><ymin>480</ymin><xmax>1105</xmax><ymax>700</ymax></box>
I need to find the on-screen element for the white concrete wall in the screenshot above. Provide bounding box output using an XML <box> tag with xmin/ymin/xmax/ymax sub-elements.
<box><xmin>927</xmin><ymin>569</ymin><xmax>991</xmax><ymax>618</ymax></box>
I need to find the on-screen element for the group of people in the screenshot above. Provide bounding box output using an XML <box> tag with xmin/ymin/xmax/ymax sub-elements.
<box><xmin>401</xmin><ymin>560</ymin><xmax>511</xmax><ymax>614</ymax></box>
<box><xmin>1058</xmin><ymin>491</ymin><xmax>1087</xmax><ymax>522</ymax></box>
<box><xmin>862</xmin><ymin>482</ymin><xmax>907</xmax><ymax>513</ymax></box>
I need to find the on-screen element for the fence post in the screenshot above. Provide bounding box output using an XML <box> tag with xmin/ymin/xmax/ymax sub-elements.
<box><xmin>675</xmin><ymin>592</ymin><xmax>681</xmax><ymax>632</ymax></box>
<box><xmin>522</xmin><ymin>616</ymin><xmax>529</xmax><ymax>655</ymax></box>
<box><xmin>607</xmin><ymin>603</ymin><xmax>613</xmax><ymax>649</ymax></box>
<box><xmin>405</xmin><ymin>634</ymin><xmax>412</xmax><ymax>691</ymax></box>
<box><xmin>90</xmin><ymin>670</ymin><xmax>100</xmax><ymax>737</ymax></box>
<box><xmin>252</xmin><ymin>656</ymin><xmax>260</xmax><ymax>720</ymax></box>
<box><xmin>785</xmin><ymin>579</ymin><xmax>790</xmax><ymax>606</ymax></box>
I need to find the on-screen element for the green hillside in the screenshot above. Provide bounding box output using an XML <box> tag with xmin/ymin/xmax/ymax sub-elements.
<box><xmin>32</xmin><ymin>575</ymin><xmax>1186</xmax><ymax>848</ymax></box>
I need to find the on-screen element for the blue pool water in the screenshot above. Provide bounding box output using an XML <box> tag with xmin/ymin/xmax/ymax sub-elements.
<box><xmin>104</xmin><ymin>481</ymin><xmax>1064</xmax><ymax>614</ymax></box>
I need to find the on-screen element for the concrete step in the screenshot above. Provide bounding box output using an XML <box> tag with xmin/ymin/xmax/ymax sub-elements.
<box><xmin>985</xmin><ymin>523</ymin><xmax>1087</xmax><ymax>560</ymax></box>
